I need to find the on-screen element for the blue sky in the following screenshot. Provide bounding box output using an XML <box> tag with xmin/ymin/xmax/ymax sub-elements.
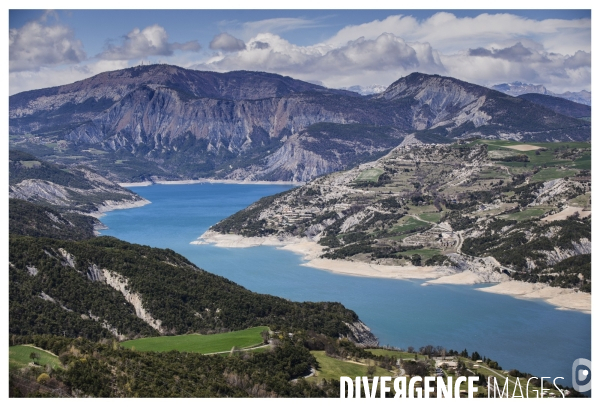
<box><xmin>9</xmin><ymin>9</ymin><xmax>592</xmax><ymax>94</ymax></box>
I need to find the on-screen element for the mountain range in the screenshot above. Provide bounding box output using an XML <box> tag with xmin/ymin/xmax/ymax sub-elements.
<box><xmin>491</xmin><ymin>81</ymin><xmax>591</xmax><ymax>106</ymax></box>
<box><xmin>9</xmin><ymin>65</ymin><xmax>590</xmax><ymax>183</ymax></box>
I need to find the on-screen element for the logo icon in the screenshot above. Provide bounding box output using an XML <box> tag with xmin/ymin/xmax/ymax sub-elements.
<box><xmin>572</xmin><ymin>358</ymin><xmax>591</xmax><ymax>392</ymax></box>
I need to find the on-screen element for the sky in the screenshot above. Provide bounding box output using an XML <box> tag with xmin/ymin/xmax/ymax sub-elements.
<box><xmin>8</xmin><ymin>8</ymin><xmax>592</xmax><ymax>95</ymax></box>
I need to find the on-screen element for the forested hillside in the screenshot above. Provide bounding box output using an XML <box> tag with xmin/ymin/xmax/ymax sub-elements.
<box><xmin>9</xmin><ymin>199</ymin><xmax>97</xmax><ymax>240</ymax></box>
<box><xmin>9</xmin><ymin>235</ymin><xmax>375</xmax><ymax>343</ymax></box>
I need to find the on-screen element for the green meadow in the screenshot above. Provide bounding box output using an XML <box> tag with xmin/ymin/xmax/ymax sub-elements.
<box><xmin>356</xmin><ymin>168</ymin><xmax>384</xmax><ymax>183</ymax></box>
<box><xmin>121</xmin><ymin>326</ymin><xmax>268</xmax><ymax>354</ymax></box>
<box><xmin>308</xmin><ymin>351</ymin><xmax>390</xmax><ymax>382</ymax></box>
<box><xmin>9</xmin><ymin>345</ymin><xmax>60</xmax><ymax>371</ymax></box>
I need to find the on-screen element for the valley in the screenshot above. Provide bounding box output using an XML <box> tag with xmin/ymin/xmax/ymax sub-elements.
<box><xmin>8</xmin><ymin>67</ymin><xmax>592</xmax><ymax>398</ymax></box>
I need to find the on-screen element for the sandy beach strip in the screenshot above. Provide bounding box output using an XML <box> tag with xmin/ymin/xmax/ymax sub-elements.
<box><xmin>423</xmin><ymin>270</ymin><xmax>501</xmax><ymax>285</ymax></box>
<box><xmin>477</xmin><ymin>281</ymin><xmax>590</xmax><ymax>313</ymax></box>
<box><xmin>91</xmin><ymin>198</ymin><xmax>151</xmax><ymax>218</ymax></box>
<box><xmin>193</xmin><ymin>231</ymin><xmax>590</xmax><ymax>313</ymax></box>
<box><xmin>118</xmin><ymin>181</ymin><xmax>153</xmax><ymax>188</ymax></box>
<box><xmin>120</xmin><ymin>179</ymin><xmax>302</xmax><ymax>188</ymax></box>
<box><xmin>302</xmin><ymin>258</ymin><xmax>449</xmax><ymax>280</ymax></box>
<box><xmin>192</xmin><ymin>230</ymin><xmax>308</xmax><ymax>248</ymax></box>
<box><xmin>158</xmin><ymin>179</ymin><xmax>302</xmax><ymax>186</ymax></box>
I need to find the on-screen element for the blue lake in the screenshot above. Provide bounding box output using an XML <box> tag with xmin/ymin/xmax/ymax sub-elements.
<box><xmin>100</xmin><ymin>183</ymin><xmax>590</xmax><ymax>388</ymax></box>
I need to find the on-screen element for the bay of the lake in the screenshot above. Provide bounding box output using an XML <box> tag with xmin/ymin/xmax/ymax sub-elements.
<box><xmin>100</xmin><ymin>183</ymin><xmax>590</xmax><ymax>388</ymax></box>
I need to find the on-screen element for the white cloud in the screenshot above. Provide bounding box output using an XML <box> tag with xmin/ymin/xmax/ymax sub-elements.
<box><xmin>209</xmin><ymin>33</ymin><xmax>246</xmax><ymax>52</ymax></box>
<box><xmin>326</xmin><ymin>13</ymin><xmax>591</xmax><ymax>55</ymax></box>
<box><xmin>98</xmin><ymin>24</ymin><xmax>200</xmax><ymax>60</ymax></box>
<box><xmin>193</xmin><ymin>13</ymin><xmax>590</xmax><ymax>94</ymax></box>
<box><xmin>9</xmin><ymin>12</ymin><xmax>591</xmax><ymax>95</ymax></box>
<box><xmin>441</xmin><ymin>48</ymin><xmax>591</xmax><ymax>93</ymax></box>
<box><xmin>192</xmin><ymin>32</ymin><xmax>446</xmax><ymax>89</ymax></box>
<box><xmin>9</xmin><ymin>17</ymin><xmax>86</xmax><ymax>72</ymax></box>
<box><xmin>237</xmin><ymin>17</ymin><xmax>323</xmax><ymax>39</ymax></box>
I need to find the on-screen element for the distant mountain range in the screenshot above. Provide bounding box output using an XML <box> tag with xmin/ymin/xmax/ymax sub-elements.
<box><xmin>339</xmin><ymin>84</ymin><xmax>387</xmax><ymax>95</ymax></box>
<box><xmin>9</xmin><ymin>65</ymin><xmax>590</xmax><ymax>183</ymax></box>
<box><xmin>491</xmin><ymin>81</ymin><xmax>591</xmax><ymax>106</ymax></box>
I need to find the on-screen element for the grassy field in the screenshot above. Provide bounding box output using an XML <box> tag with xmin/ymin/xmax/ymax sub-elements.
<box><xmin>477</xmin><ymin>168</ymin><xmax>510</xmax><ymax>180</ymax></box>
<box><xmin>502</xmin><ymin>207</ymin><xmax>551</xmax><ymax>221</ymax></box>
<box><xmin>569</xmin><ymin>193</ymin><xmax>591</xmax><ymax>209</ymax></box>
<box><xmin>19</xmin><ymin>160</ymin><xmax>41</xmax><ymax>168</ymax></box>
<box><xmin>9</xmin><ymin>345</ymin><xmax>60</xmax><ymax>371</ymax></box>
<box><xmin>530</xmin><ymin>168</ymin><xmax>579</xmax><ymax>183</ymax></box>
<box><xmin>355</xmin><ymin>168</ymin><xmax>384</xmax><ymax>183</ymax></box>
<box><xmin>366</xmin><ymin>349</ymin><xmax>427</xmax><ymax>360</ymax></box>
<box><xmin>308</xmin><ymin>351</ymin><xmax>391</xmax><ymax>382</ymax></box>
<box><xmin>84</xmin><ymin>148</ymin><xmax>108</xmax><ymax>155</ymax></box>
<box><xmin>418</xmin><ymin>212</ymin><xmax>443</xmax><ymax>223</ymax></box>
<box><xmin>478</xmin><ymin>140</ymin><xmax>591</xmax><ymax>171</ymax></box>
<box><xmin>478</xmin><ymin>140</ymin><xmax>591</xmax><ymax>149</ymax></box>
<box><xmin>391</xmin><ymin>217</ymin><xmax>430</xmax><ymax>234</ymax></box>
<box><xmin>121</xmin><ymin>326</ymin><xmax>268</xmax><ymax>354</ymax></box>
<box><xmin>398</xmin><ymin>248</ymin><xmax>441</xmax><ymax>261</ymax></box>
<box><xmin>572</xmin><ymin>152</ymin><xmax>591</xmax><ymax>170</ymax></box>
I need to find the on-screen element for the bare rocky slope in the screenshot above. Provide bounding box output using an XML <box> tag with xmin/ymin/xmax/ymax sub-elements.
<box><xmin>10</xmin><ymin>66</ymin><xmax>590</xmax><ymax>183</ymax></box>
<box><xmin>9</xmin><ymin>150</ymin><xmax>149</xmax><ymax>216</ymax></box>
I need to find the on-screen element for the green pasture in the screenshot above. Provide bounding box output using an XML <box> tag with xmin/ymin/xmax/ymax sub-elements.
<box><xmin>121</xmin><ymin>326</ymin><xmax>268</xmax><ymax>354</ymax></box>
<box><xmin>19</xmin><ymin>160</ymin><xmax>41</xmax><ymax>168</ymax></box>
<box><xmin>366</xmin><ymin>349</ymin><xmax>427</xmax><ymax>360</ymax></box>
<box><xmin>9</xmin><ymin>345</ymin><xmax>60</xmax><ymax>371</ymax></box>
<box><xmin>530</xmin><ymin>168</ymin><xmax>579</xmax><ymax>183</ymax></box>
<box><xmin>308</xmin><ymin>351</ymin><xmax>390</xmax><ymax>382</ymax></box>
<box><xmin>502</xmin><ymin>207</ymin><xmax>551</xmax><ymax>221</ymax></box>
<box><xmin>390</xmin><ymin>217</ymin><xmax>430</xmax><ymax>235</ymax></box>
<box><xmin>418</xmin><ymin>212</ymin><xmax>443</xmax><ymax>223</ymax></box>
<box><xmin>355</xmin><ymin>168</ymin><xmax>384</xmax><ymax>183</ymax></box>
<box><xmin>397</xmin><ymin>248</ymin><xmax>441</xmax><ymax>261</ymax></box>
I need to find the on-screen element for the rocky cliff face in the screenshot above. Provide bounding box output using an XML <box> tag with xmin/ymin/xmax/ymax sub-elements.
<box><xmin>343</xmin><ymin>321</ymin><xmax>379</xmax><ymax>347</ymax></box>
<box><xmin>378</xmin><ymin>73</ymin><xmax>590</xmax><ymax>142</ymax></box>
<box><xmin>10</xmin><ymin>66</ymin><xmax>590</xmax><ymax>182</ymax></box>
<box><xmin>9</xmin><ymin>150</ymin><xmax>149</xmax><ymax>213</ymax></box>
<box><xmin>101</xmin><ymin>269</ymin><xmax>165</xmax><ymax>333</ymax></box>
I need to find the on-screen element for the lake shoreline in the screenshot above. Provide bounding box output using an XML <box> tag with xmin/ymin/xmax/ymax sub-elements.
<box><xmin>194</xmin><ymin>231</ymin><xmax>591</xmax><ymax>313</ymax></box>
<box><xmin>119</xmin><ymin>179</ymin><xmax>303</xmax><ymax>188</ymax></box>
<box><xmin>92</xmin><ymin>198</ymin><xmax>152</xmax><ymax>235</ymax></box>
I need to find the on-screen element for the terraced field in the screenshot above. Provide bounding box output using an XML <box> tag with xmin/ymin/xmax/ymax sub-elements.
<box><xmin>355</xmin><ymin>168</ymin><xmax>384</xmax><ymax>183</ymax></box>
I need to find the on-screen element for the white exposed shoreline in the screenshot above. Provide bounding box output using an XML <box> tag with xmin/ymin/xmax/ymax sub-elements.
<box><xmin>91</xmin><ymin>198</ymin><xmax>152</xmax><ymax>235</ymax></box>
<box><xmin>119</xmin><ymin>179</ymin><xmax>302</xmax><ymax>188</ymax></box>
<box><xmin>193</xmin><ymin>231</ymin><xmax>590</xmax><ymax>313</ymax></box>
<box><xmin>91</xmin><ymin>198</ymin><xmax>152</xmax><ymax>218</ymax></box>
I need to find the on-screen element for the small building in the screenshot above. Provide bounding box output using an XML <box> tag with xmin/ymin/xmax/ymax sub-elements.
<box><xmin>435</xmin><ymin>360</ymin><xmax>458</xmax><ymax>368</ymax></box>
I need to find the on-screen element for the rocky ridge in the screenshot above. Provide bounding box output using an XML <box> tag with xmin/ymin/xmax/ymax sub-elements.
<box><xmin>10</xmin><ymin>66</ymin><xmax>590</xmax><ymax>183</ymax></box>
